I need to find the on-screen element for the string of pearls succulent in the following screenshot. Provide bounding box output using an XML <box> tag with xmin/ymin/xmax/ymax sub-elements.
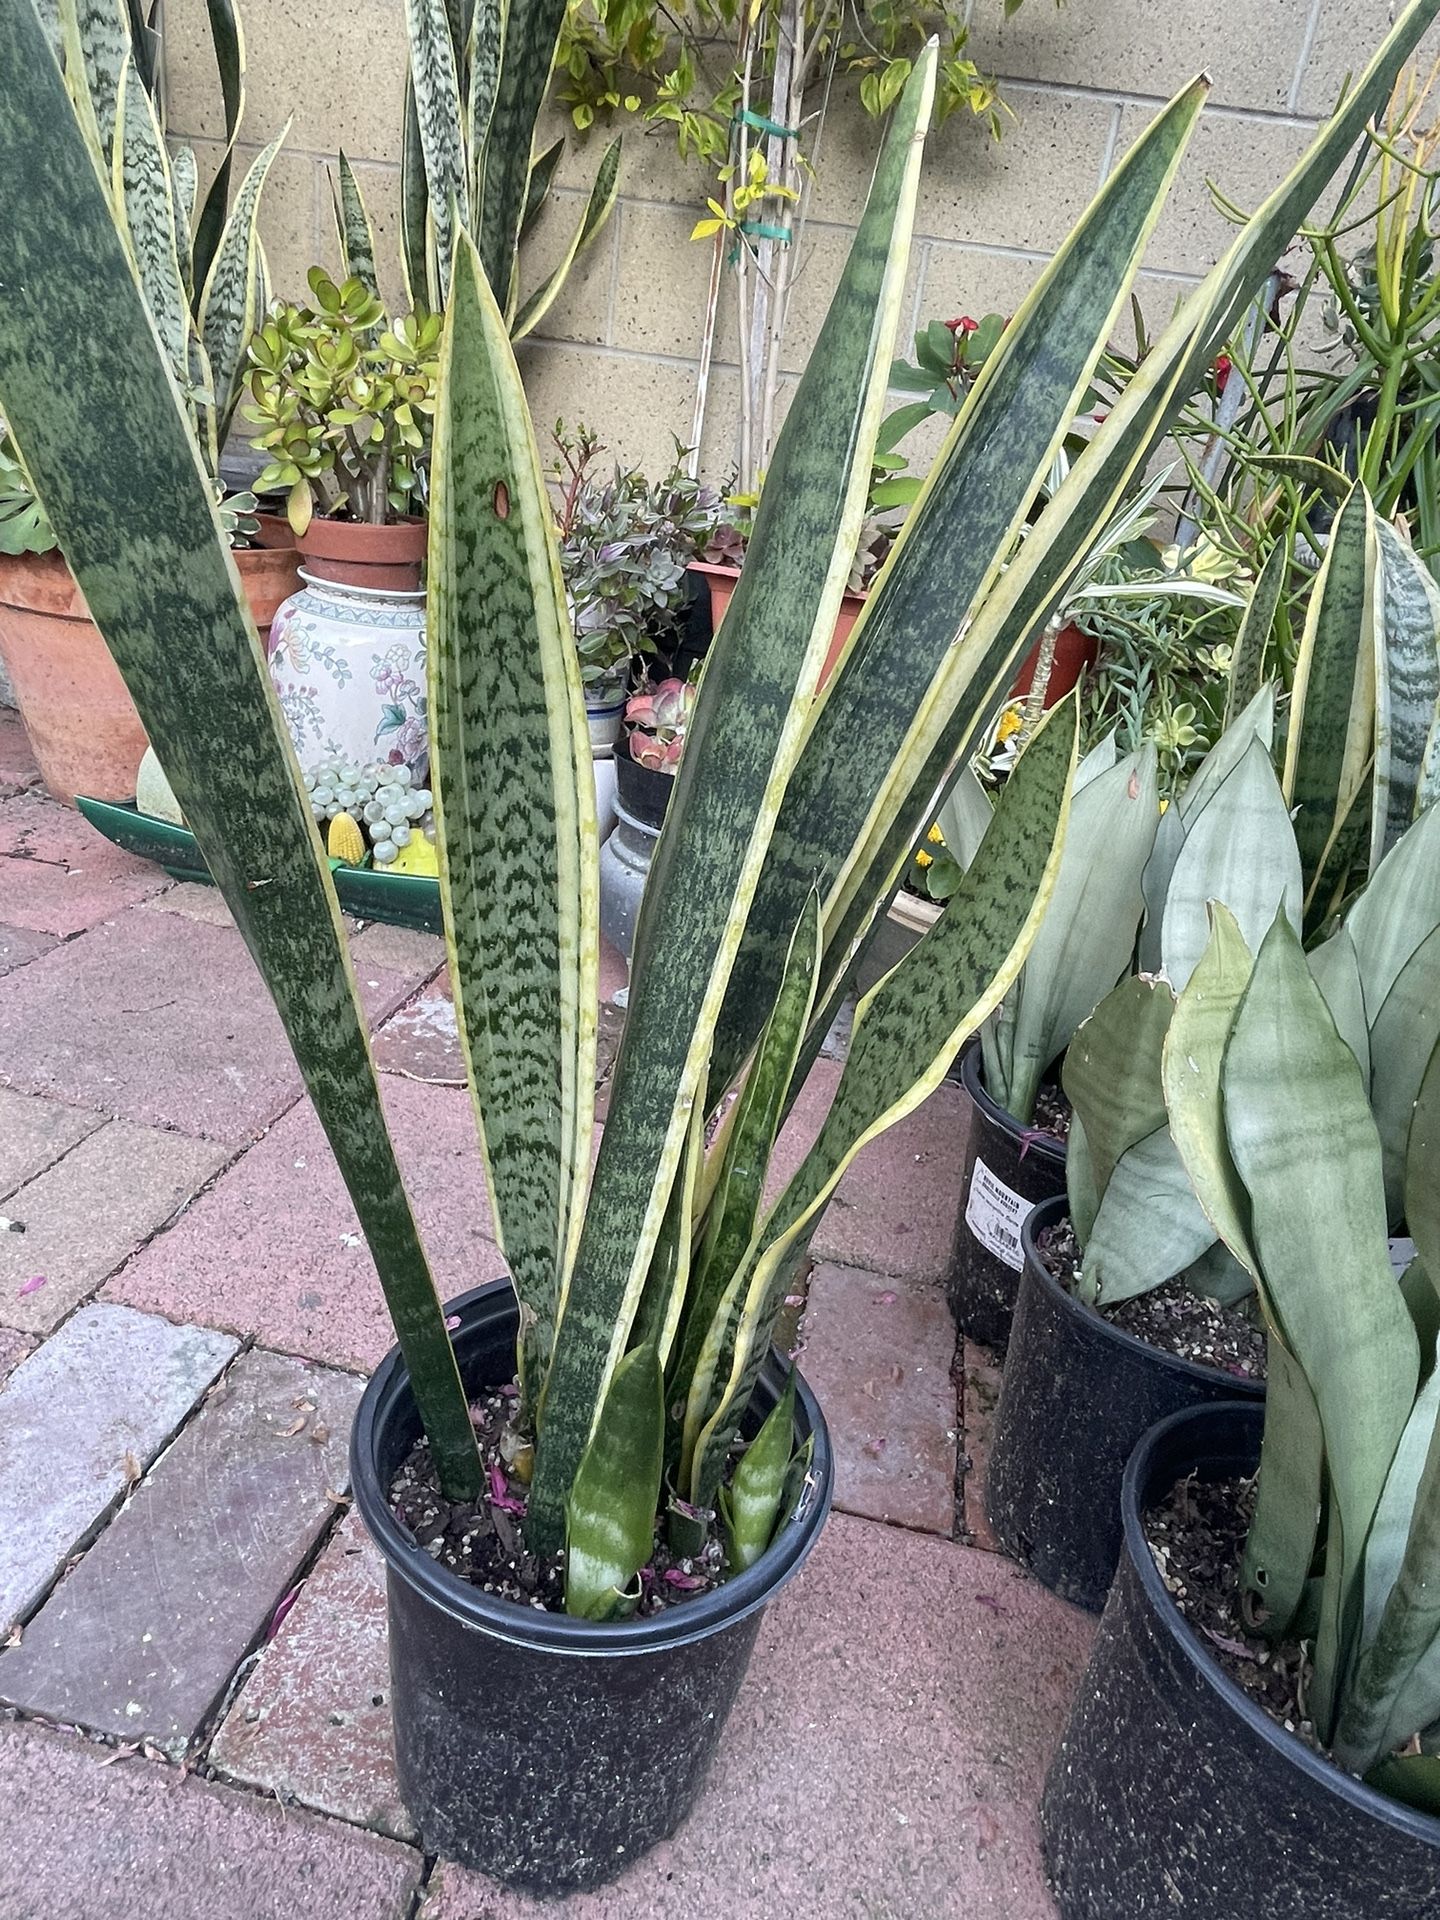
<box><xmin>303</xmin><ymin>759</ymin><xmax>435</xmax><ymax>865</ymax></box>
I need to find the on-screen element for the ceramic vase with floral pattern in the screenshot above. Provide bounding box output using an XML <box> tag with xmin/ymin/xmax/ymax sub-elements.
<box><xmin>267</xmin><ymin>571</ymin><xmax>428</xmax><ymax>781</ymax></box>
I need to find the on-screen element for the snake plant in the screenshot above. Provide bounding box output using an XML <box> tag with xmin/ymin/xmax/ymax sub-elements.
<box><xmin>50</xmin><ymin>0</ymin><xmax>284</xmax><ymax>475</ymax></box>
<box><xmin>1165</xmin><ymin>907</ymin><xmax>1440</xmax><ymax>1818</ymax></box>
<box><xmin>4</xmin><ymin>0</ymin><xmax>1438</xmax><ymax>1617</ymax></box>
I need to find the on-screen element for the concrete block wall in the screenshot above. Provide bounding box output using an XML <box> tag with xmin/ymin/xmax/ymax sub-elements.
<box><xmin>163</xmin><ymin>0</ymin><xmax>1421</xmax><ymax>480</ymax></box>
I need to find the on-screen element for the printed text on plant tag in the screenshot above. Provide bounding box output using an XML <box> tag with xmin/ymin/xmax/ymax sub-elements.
<box><xmin>964</xmin><ymin>1156</ymin><xmax>1032</xmax><ymax>1272</ymax></box>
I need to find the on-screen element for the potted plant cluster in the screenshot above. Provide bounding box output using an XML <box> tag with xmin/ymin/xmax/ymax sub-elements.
<box><xmin>245</xmin><ymin>270</ymin><xmax>442</xmax><ymax>783</ymax></box>
<box><xmin>0</xmin><ymin>0</ymin><xmax>287</xmax><ymax>805</ymax></box>
<box><xmin>3</xmin><ymin>0</ymin><xmax>1435</xmax><ymax>1896</ymax></box>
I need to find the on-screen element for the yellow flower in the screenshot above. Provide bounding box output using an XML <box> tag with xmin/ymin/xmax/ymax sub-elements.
<box><xmin>996</xmin><ymin>705</ymin><xmax>1023</xmax><ymax>742</ymax></box>
<box><xmin>915</xmin><ymin>850</ymin><xmax>934</xmax><ymax>869</ymax></box>
<box><xmin>927</xmin><ymin>823</ymin><xmax>945</xmax><ymax>845</ymax></box>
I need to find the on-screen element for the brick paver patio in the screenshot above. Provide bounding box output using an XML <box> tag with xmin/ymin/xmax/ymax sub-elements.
<box><xmin>0</xmin><ymin>708</ymin><xmax>1089</xmax><ymax>1918</ymax></box>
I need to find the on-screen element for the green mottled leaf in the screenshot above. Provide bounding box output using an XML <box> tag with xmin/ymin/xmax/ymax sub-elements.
<box><xmin>190</xmin><ymin>0</ymin><xmax>244</xmax><ymax>293</ymax></box>
<box><xmin>0</xmin><ymin>0</ymin><xmax>481</xmax><ymax>1497</ymax></box>
<box><xmin>1222</xmin><ymin>913</ymin><xmax>1418</xmax><ymax>1738</ymax></box>
<box><xmin>1162</xmin><ymin>735</ymin><xmax>1300</xmax><ymax>992</ymax></box>
<box><xmin>1373</xmin><ymin>519</ymin><xmax>1440</xmax><ymax>870</ymax></box>
<box><xmin>198</xmin><ymin>128</ymin><xmax>286</xmax><ymax>445</ymax></box>
<box><xmin>77</xmin><ymin>0</ymin><xmax>129</xmax><ymax>161</ymax></box>
<box><xmin>564</xmin><ymin>1342</ymin><xmax>664</xmax><ymax>1619</ymax></box>
<box><xmin>1282</xmin><ymin>486</ymin><xmax>1379</xmax><ymax>909</ymax></box>
<box><xmin>511</xmin><ymin>137</ymin><xmax>621</xmax><ymax>340</ymax></box>
<box><xmin>427</xmin><ymin>233</ymin><xmax>597</xmax><ymax>1415</ymax></box>
<box><xmin>331</xmin><ymin>151</ymin><xmax>379</xmax><ymax>301</ymax></box>
<box><xmin>112</xmin><ymin>56</ymin><xmax>191</xmax><ymax>394</ymax></box>
<box><xmin>1364</xmin><ymin>1753</ymin><xmax>1440</xmax><ymax>1818</ymax></box>
<box><xmin>720</xmin><ymin>1371</ymin><xmax>795</xmax><ymax>1573</ymax></box>
<box><xmin>530</xmin><ymin>53</ymin><xmax>937</xmax><ymax>1556</ymax></box>
<box><xmin>171</xmin><ymin>143</ymin><xmax>198</xmax><ymax>302</ymax></box>
<box><xmin>466</xmin><ymin>0</ymin><xmax>504</xmax><ymax>212</ymax></box>
<box><xmin>399</xmin><ymin>74</ymin><xmax>429</xmax><ymax>310</ymax></box>
<box><xmin>1225</xmin><ymin>540</ymin><xmax>1286</xmax><ymax>729</ymax></box>
<box><xmin>523</xmin><ymin>136</ymin><xmax>564</xmax><ymax>237</ymax></box>
<box><xmin>476</xmin><ymin>0</ymin><xmax>568</xmax><ymax>307</ymax></box>
<box><xmin>406</xmin><ymin>0</ymin><xmax>469</xmax><ymax>304</ymax></box>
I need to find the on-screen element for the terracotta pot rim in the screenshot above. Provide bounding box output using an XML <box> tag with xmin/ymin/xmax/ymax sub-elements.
<box><xmin>689</xmin><ymin>557</ymin><xmax>867</xmax><ymax>608</ymax></box>
<box><xmin>298</xmin><ymin>516</ymin><xmax>428</xmax><ymax>561</ymax></box>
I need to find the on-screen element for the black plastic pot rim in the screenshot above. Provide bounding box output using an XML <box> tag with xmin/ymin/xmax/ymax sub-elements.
<box><xmin>351</xmin><ymin>1278</ymin><xmax>834</xmax><ymax>1660</ymax></box>
<box><xmin>1021</xmin><ymin>1197</ymin><xmax>1267</xmax><ymax>1397</ymax></box>
<box><xmin>960</xmin><ymin>1042</ymin><xmax>1066</xmax><ymax>1168</ymax></box>
<box><xmin>1124</xmin><ymin>1404</ymin><xmax>1440</xmax><ymax>1848</ymax></box>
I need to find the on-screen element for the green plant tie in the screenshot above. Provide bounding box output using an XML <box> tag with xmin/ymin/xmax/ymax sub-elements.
<box><xmin>736</xmin><ymin>220</ymin><xmax>792</xmax><ymax>243</ymax></box>
<box><xmin>733</xmin><ymin>108</ymin><xmax>800</xmax><ymax>139</ymax></box>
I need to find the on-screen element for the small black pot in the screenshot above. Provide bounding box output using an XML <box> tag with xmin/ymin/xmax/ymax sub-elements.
<box><xmin>1042</xmin><ymin>1402</ymin><xmax>1440</xmax><ymax>1917</ymax></box>
<box><xmin>351</xmin><ymin>1281</ymin><xmax>833</xmax><ymax>1895</ymax></box>
<box><xmin>946</xmin><ymin>1042</ymin><xmax>1067</xmax><ymax>1350</ymax></box>
<box><xmin>614</xmin><ymin>751</ymin><xmax>674</xmax><ymax>830</ymax></box>
<box><xmin>987</xmin><ymin>1197</ymin><xmax>1265</xmax><ymax>1611</ymax></box>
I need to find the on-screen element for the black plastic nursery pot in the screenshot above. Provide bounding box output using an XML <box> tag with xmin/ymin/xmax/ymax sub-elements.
<box><xmin>350</xmin><ymin>1279</ymin><xmax>834</xmax><ymax>1895</ymax></box>
<box><xmin>1041</xmin><ymin>1402</ymin><xmax>1440</xmax><ymax>1918</ymax></box>
<box><xmin>986</xmin><ymin>1196</ymin><xmax>1265</xmax><ymax>1612</ymax></box>
<box><xmin>947</xmin><ymin>1041</ymin><xmax>1067</xmax><ymax>1350</ymax></box>
<box><xmin>614</xmin><ymin>751</ymin><xmax>674</xmax><ymax>831</ymax></box>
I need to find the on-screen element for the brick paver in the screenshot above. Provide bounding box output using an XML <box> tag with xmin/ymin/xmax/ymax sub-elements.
<box><xmin>0</xmin><ymin>922</ymin><xmax>57</xmax><ymax>978</ymax></box>
<box><xmin>0</xmin><ymin>1084</ymin><xmax>102</xmax><ymax>1197</ymax></box>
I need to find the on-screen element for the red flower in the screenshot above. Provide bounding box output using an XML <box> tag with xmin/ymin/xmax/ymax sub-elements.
<box><xmin>945</xmin><ymin>315</ymin><xmax>980</xmax><ymax>334</ymax></box>
<box><xmin>1214</xmin><ymin>353</ymin><xmax>1233</xmax><ymax>394</ymax></box>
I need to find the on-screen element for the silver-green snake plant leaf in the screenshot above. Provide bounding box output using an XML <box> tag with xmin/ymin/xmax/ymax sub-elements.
<box><xmin>1079</xmin><ymin>1130</ymin><xmax>1220</xmax><ymax>1308</ymax></box>
<box><xmin>474</xmin><ymin>0</ymin><xmax>568</xmax><ymax>307</ymax></box>
<box><xmin>1368</xmin><ymin>924</ymin><xmax>1440</xmax><ymax>1226</ymax></box>
<box><xmin>1245</xmin><ymin>1332</ymin><xmax>1325</xmax><ymax>1643</ymax></box>
<box><xmin>1161</xmin><ymin>734</ymin><xmax>1301</xmax><ymax>993</ymax></box>
<box><xmin>331</xmin><ymin>151</ymin><xmax>381</xmax><ymax>302</ymax></box>
<box><xmin>405</xmin><ymin>0</ymin><xmax>470</xmax><ymax>305</ymax></box>
<box><xmin>1063</xmin><ymin>976</ymin><xmax>1174</xmax><ymax>1213</ymax></box>
<box><xmin>527</xmin><ymin>50</ymin><xmax>938</xmax><ymax>1558</ymax></box>
<box><xmin>510</xmin><ymin>137</ymin><xmax>622</xmax><ymax>342</ymax></box>
<box><xmin>719</xmin><ymin>1372</ymin><xmax>797</xmax><ymax>1575</ymax></box>
<box><xmin>113</xmin><ymin>54</ymin><xmax>192</xmax><ymax>401</ymax></box>
<box><xmin>1344</xmin><ymin>800</ymin><xmax>1440</xmax><ymax>1020</ymax></box>
<box><xmin>198</xmin><ymin>128</ymin><xmax>288</xmax><ymax>447</ymax></box>
<box><xmin>564</xmin><ymin>1342</ymin><xmax>664</xmax><ymax>1621</ymax></box>
<box><xmin>1407</xmin><ymin>1035</ymin><xmax>1440</xmax><ymax>1300</ymax></box>
<box><xmin>1221</xmin><ymin>911</ymin><xmax>1418</xmax><ymax>1740</ymax></box>
<box><xmin>1281</xmin><ymin>484</ymin><xmax>1380</xmax><ymax>915</ymax></box>
<box><xmin>1364</xmin><ymin>1754</ymin><xmax>1440</xmax><ymax>1819</ymax></box>
<box><xmin>76</xmin><ymin>0</ymin><xmax>129</xmax><ymax>162</ymax></box>
<box><xmin>1373</xmin><ymin>519</ymin><xmax>1440</xmax><ymax>872</ymax></box>
<box><xmin>1307</xmin><ymin>926</ymin><xmax>1371</xmax><ymax>1084</ymax></box>
<box><xmin>710</xmin><ymin>79</ymin><xmax>1209</xmax><ymax>1100</ymax></box>
<box><xmin>812</xmin><ymin>0</ymin><xmax>1440</xmax><ymax>1034</ymax></box>
<box><xmin>672</xmin><ymin>893</ymin><xmax>820</xmax><ymax>1484</ymax></box>
<box><xmin>465</xmin><ymin>0</ymin><xmax>504</xmax><ymax>214</ymax></box>
<box><xmin>428</xmin><ymin>232</ymin><xmax>598</xmax><ymax>1415</ymax></box>
<box><xmin>0</xmin><ymin>0</ymin><xmax>482</xmax><ymax>1497</ymax></box>
<box><xmin>1224</xmin><ymin>539</ymin><xmax>1287</xmax><ymax>731</ymax></box>
<box><xmin>689</xmin><ymin>698</ymin><xmax>1077</xmax><ymax>1506</ymax></box>
<box><xmin>996</xmin><ymin>743</ymin><xmax>1160</xmax><ymax>1124</ymax></box>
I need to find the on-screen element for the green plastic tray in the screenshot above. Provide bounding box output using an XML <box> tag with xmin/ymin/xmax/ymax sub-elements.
<box><xmin>75</xmin><ymin>795</ymin><xmax>444</xmax><ymax>936</ymax></box>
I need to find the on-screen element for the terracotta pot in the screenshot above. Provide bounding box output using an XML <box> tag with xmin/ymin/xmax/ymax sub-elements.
<box><xmin>297</xmin><ymin>518</ymin><xmax>427</xmax><ymax>592</ymax></box>
<box><xmin>0</xmin><ymin>540</ymin><xmax>306</xmax><ymax>807</ymax></box>
<box><xmin>1010</xmin><ymin>622</ymin><xmax>1098</xmax><ymax>704</ymax></box>
<box><xmin>691</xmin><ymin>561</ymin><xmax>863</xmax><ymax>686</ymax></box>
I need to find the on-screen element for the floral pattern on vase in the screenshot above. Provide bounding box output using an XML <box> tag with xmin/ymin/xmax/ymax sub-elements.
<box><xmin>268</xmin><ymin>572</ymin><xmax>428</xmax><ymax>781</ymax></box>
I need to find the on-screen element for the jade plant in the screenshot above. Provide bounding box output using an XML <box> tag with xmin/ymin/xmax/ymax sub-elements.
<box><xmin>5</xmin><ymin>0</ymin><xmax>1437</xmax><ymax>1621</ymax></box>
<box><xmin>1165</xmin><ymin>905</ymin><xmax>1440</xmax><ymax>1816</ymax></box>
<box><xmin>242</xmin><ymin>271</ymin><xmax>442</xmax><ymax>534</ymax></box>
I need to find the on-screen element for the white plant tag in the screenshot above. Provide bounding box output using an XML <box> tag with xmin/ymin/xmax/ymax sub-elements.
<box><xmin>964</xmin><ymin>1156</ymin><xmax>1032</xmax><ymax>1272</ymax></box>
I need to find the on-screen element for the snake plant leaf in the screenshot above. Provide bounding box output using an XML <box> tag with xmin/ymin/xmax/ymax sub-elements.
<box><xmin>123</xmin><ymin>0</ymin><xmax>159</xmax><ymax>94</ymax></box>
<box><xmin>405</xmin><ymin>0</ymin><xmax>470</xmax><ymax>305</ymax></box>
<box><xmin>673</xmin><ymin>894</ymin><xmax>819</xmax><ymax>1478</ymax></box>
<box><xmin>113</xmin><ymin>55</ymin><xmax>192</xmax><ymax>397</ymax></box>
<box><xmin>198</xmin><ymin>128</ymin><xmax>287</xmax><ymax>446</ymax></box>
<box><xmin>629</xmin><ymin>1085</ymin><xmax>705</xmax><ymax>1370</ymax></box>
<box><xmin>691</xmin><ymin>698</ymin><xmax>1076</xmax><ymax>1505</ymax></box>
<box><xmin>511</xmin><ymin>137</ymin><xmax>622</xmax><ymax>341</ymax></box>
<box><xmin>1162</xmin><ymin>735</ymin><xmax>1301</xmax><ymax>993</ymax></box>
<box><xmin>34</xmin><ymin>0</ymin><xmax>62</xmax><ymax>59</ymax></box>
<box><xmin>564</xmin><ymin>1342</ymin><xmax>664</xmax><ymax>1620</ymax></box>
<box><xmin>1373</xmin><ymin>519</ymin><xmax>1440</xmax><ymax>871</ymax></box>
<box><xmin>1065</xmin><ymin>1113</ymin><xmax>1100</xmax><ymax>1247</ymax></box>
<box><xmin>1224</xmin><ymin>540</ymin><xmax>1287</xmax><ymax>730</ymax></box>
<box><xmin>1178</xmin><ymin>682</ymin><xmax>1276</xmax><ymax>826</ymax></box>
<box><xmin>1079</xmin><ymin>1128</ymin><xmax>1219</xmax><ymax>1306</ymax></box>
<box><xmin>427</xmin><ymin>232</ymin><xmax>598</xmax><ymax>1415</ymax></box>
<box><xmin>1063</xmin><ymin>976</ymin><xmax>1174</xmax><ymax>1207</ymax></box>
<box><xmin>1282</xmin><ymin>485</ymin><xmax>1379</xmax><ymax>908</ymax></box>
<box><xmin>399</xmin><ymin>74</ymin><xmax>429</xmax><ymax>310</ymax></box>
<box><xmin>171</xmin><ymin>142</ymin><xmax>198</xmax><ymax>287</ymax></box>
<box><xmin>1336</xmin><ymin>1388</ymin><xmax>1440</xmax><ymax>1771</ymax></box>
<box><xmin>1137</xmin><ymin>796</ymin><xmax>1184</xmax><ymax>974</ymax></box>
<box><xmin>330</xmin><ymin>151</ymin><xmax>379</xmax><ymax>302</ymax></box>
<box><xmin>1307</xmin><ymin>926</ymin><xmax>1371</xmax><ymax>1082</ymax></box>
<box><xmin>1402</xmin><ymin>1255</ymin><xmax>1440</xmax><ymax>1378</ymax></box>
<box><xmin>1243</xmin><ymin>1331</ymin><xmax>1325</xmax><ymax>1642</ymax></box>
<box><xmin>934</xmin><ymin>764</ymin><xmax>993</xmax><ymax>875</ymax></box>
<box><xmin>1356</xmin><ymin>1360</ymin><xmax>1440</xmax><ymax>1656</ymax></box>
<box><xmin>523</xmin><ymin>137</ymin><xmax>565</xmax><ymax>237</ymax></box>
<box><xmin>77</xmin><ymin>0</ymin><xmax>130</xmax><ymax>161</ymax></box>
<box><xmin>1222</xmin><ymin>911</ymin><xmax>1418</xmax><ymax>1738</ymax></box>
<box><xmin>1163</xmin><ymin>902</ymin><xmax>1258</xmax><ymax>1277</ymax></box>
<box><xmin>475</xmin><ymin>0</ymin><xmax>568</xmax><ymax>307</ymax></box>
<box><xmin>1181</xmin><ymin>1238</ymin><xmax>1253</xmax><ymax>1308</ymax></box>
<box><xmin>465</xmin><ymin>0</ymin><xmax>503</xmax><ymax>213</ymax></box>
<box><xmin>1406</xmin><ymin>1036</ymin><xmax>1440</xmax><ymax>1311</ymax></box>
<box><xmin>1345</xmin><ymin>802</ymin><xmax>1440</xmax><ymax>1018</ymax></box>
<box><xmin>1368</xmin><ymin>924</ymin><xmax>1440</xmax><ymax>1225</ymax></box>
<box><xmin>528</xmin><ymin>52</ymin><xmax>937</xmax><ymax>1558</ymax></box>
<box><xmin>1000</xmin><ymin>743</ymin><xmax>1160</xmax><ymax>1123</ymax></box>
<box><xmin>1364</xmin><ymin>1754</ymin><xmax>1440</xmax><ymax>1818</ymax></box>
<box><xmin>0</xmin><ymin>0</ymin><xmax>481</xmax><ymax>1497</ymax></box>
<box><xmin>720</xmin><ymin>1371</ymin><xmax>796</xmax><ymax>1573</ymax></box>
<box><xmin>709</xmin><ymin>80</ymin><xmax>1209</xmax><ymax>1099</ymax></box>
<box><xmin>812</xmin><ymin>0</ymin><xmax>1440</xmax><ymax>1030</ymax></box>
<box><xmin>190</xmin><ymin>0</ymin><xmax>245</xmax><ymax>294</ymax></box>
